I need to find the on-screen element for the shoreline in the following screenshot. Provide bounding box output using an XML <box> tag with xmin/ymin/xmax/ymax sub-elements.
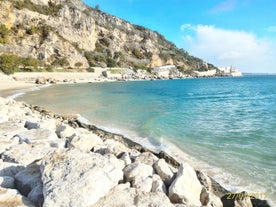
<box><xmin>0</xmin><ymin>73</ymin><xmax>274</xmax><ymax>206</ymax></box>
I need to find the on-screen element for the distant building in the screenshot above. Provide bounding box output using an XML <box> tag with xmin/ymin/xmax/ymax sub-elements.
<box><xmin>193</xmin><ymin>69</ymin><xmax>217</xmax><ymax>77</ymax></box>
<box><xmin>152</xmin><ymin>65</ymin><xmax>176</xmax><ymax>72</ymax></box>
<box><xmin>152</xmin><ymin>65</ymin><xmax>176</xmax><ymax>78</ymax></box>
<box><xmin>218</xmin><ymin>66</ymin><xmax>242</xmax><ymax>77</ymax></box>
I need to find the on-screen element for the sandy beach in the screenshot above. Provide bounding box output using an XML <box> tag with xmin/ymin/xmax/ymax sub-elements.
<box><xmin>0</xmin><ymin>70</ymin><xmax>108</xmax><ymax>97</ymax></box>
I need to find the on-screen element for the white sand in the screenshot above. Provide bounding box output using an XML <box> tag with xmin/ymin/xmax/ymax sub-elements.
<box><xmin>0</xmin><ymin>70</ymin><xmax>109</xmax><ymax>97</ymax></box>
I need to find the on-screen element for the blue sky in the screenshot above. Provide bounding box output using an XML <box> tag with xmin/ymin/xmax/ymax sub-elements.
<box><xmin>83</xmin><ymin>0</ymin><xmax>276</xmax><ymax>73</ymax></box>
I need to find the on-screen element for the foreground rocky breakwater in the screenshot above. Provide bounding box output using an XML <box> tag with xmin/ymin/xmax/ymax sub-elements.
<box><xmin>0</xmin><ymin>97</ymin><xmax>271</xmax><ymax>207</ymax></box>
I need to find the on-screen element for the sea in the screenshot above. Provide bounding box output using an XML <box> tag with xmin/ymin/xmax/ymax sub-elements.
<box><xmin>16</xmin><ymin>75</ymin><xmax>276</xmax><ymax>205</ymax></box>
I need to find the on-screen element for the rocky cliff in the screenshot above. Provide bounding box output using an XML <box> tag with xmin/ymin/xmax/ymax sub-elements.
<box><xmin>0</xmin><ymin>0</ymin><xmax>217</xmax><ymax>74</ymax></box>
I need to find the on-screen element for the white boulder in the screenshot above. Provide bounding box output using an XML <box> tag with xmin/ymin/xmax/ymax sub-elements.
<box><xmin>168</xmin><ymin>163</ymin><xmax>203</xmax><ymax>206</ymax></box>
<box><xmin>153</xmin><ymin>158</ymin><xmax>175</xmax><ymax>186</ymax></box>
<box><xmin>41</xmin><ymin>148</ymin><xmax>124</xmax><ymax>207</ymax></box>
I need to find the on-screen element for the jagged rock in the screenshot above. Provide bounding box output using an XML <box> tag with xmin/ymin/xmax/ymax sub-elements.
<box><xmin>93</xmin><ymin>184</ymin><xmax>174</xmax><ymax>207</ymax></box>
<box><xmin>0</xmin><ymin>114</ymin><xmax>8</xmax><ymax>123</ymax></box>
<box><xmin>168</xmin><ymin>163</ymin><xmax>203</xmax><ymax>206</ymax></box>
<box><xmin>13</xmin><ymin>128</ymin><xmax>59</xmax><ymax>146</ymax></box>
<box><xmin>0</xmin><ymin>176</ymin><xmax>15</xmax><ymax>189</ymax></box>
<box><xmin>134</xmin><ymin>191</ymin><xmax>175</xmax><ymax>207</ymax></box>
<box><xmin>41</xmin><ymin>149</ymin><xmax>123</xmax><ymax>207</ymax></box>
<box><xmin>151</xmin><ymin>174</ymin><xmax>167</xmax><ymax>194</ymax></box>
<box><xmin>70</xmin><ymin>128</ymin><xmax>103</xmax><ymax>152</ymax></box>
<box><xmin>132</xmin><ymin>176</ymin><xmax>153</xmax><ymax>192</ymax></box>
<box><xmin>104</xmin><ymin>139</ymin><xmax>131</xmax><ymax>156</ymax></box>
<box><xmin>134</xmin><ymin>151</ymin><xmax>159</xmax><ymax>166</ymax></box>
<box><xmin>35</xmin><ymin>78</ymin><xmax>47</xmax><ymax>85</ymax></box>
<box><xmin>196</xmin><ymin>170</ymin><xmax>229</xmax><ymax>198</ymax></box>
<box><xmin>123</xmin><ymin>162</ymin><xmax>153</xmax><ymax>183</ymax></box>
<box><xmin>55</xmin><ymin>123</ymin><xmax>75</xmax><ymax>138</ymax></box>
<box><xmin>153</xmin><ymin>158</ymin><xmax>175</xmax><ymax>186</ymax></box>
<box><xmin>0</xmin><ymin>187</ymin><xmax>35</xmax><ymax>207</ymax></box>
<box><xmin>118</xmin><ymin>152</ymin><xmax>132</xmax><ymax>166</ymax></box>
<box><xmin>1</xmin><ymin>142</ymin><xmax>53</xmax><ymax>165</ymax></box>
<box><xmin>129</xmin><ymin>148</ymin><xmax>141</xmax><ymax>160</ymax></box>
<box><xmin>103</xmin><ymin>153</ymin><xmax>125</xmax><ymax>170</ymax></box>
<box><xmin>14</xmin><ymin>161</ymin><xmax>42</xmax><ymax>197</ymax></box>
<box><xmin>92</xmin><ymin>144</ymin><xmax>111</xmax><ymax>155</ymax></box>
<box><xmin>24</xmin><ymin>121</ymin><xmax>40</xmax><ymax>130</ymax></box>
<box><xmin>206</xmin><ymin>191</ymin><xmax>223</xmax><ymax>207</ymax></box>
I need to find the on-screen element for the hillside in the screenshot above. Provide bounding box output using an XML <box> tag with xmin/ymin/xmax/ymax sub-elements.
<box><xmin>0</xmin><ymin>0</ymin><xmax>217</xmax><ymax>76</ymax></box>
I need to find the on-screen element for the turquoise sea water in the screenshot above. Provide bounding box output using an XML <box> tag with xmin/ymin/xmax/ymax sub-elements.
<box><xmin>17</xmin><ymin>75</ymin><xmax>276</xmax><ymax>204</ymax></box>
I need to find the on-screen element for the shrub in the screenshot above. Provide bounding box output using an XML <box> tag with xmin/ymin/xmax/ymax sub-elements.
<box><xmin>132</xmin><ymin>49</ymin><xmax>144</xmax><ymax>59</ymax></box>
<box><xmin>74</xmin><ymin>62</ymin><xmax>83</xmax><ymax>68</ymax></box>
<box><xmin>0</xmin><ymin>24</ymin><xmax>10</xmax><ymax>44</ymax></box>
<box><xmin>13</xmin><ymin>0</ymin><xmax>62</xmax><ymax>16</ymax></box>
<box><xmin>0</xmin><ymin>54</ymin><xmax>19</xmax><ymax>74</ymax></box>
<box><xmin>86</xmin><ymin>67</ymin><xmax>95</xmax><ymax>72</ymax></box>
<box><xmin>99</xmin><ymin>37</ymin><xmax>110</xmax><ymax>47</ymax></box>
<box><xmin>40</xmin><ymin>25</ymin><xmax>51</xmax><ymax>42</ymax></box>
<box><xmin>52</xmin><ymin>58</ymin><xmax>70</xmax><ymax>67</ymax></box>
<box><xmin>107</xmin><ymin>58</ymin><xmax>116</xmax><ymax>68</ymax></box>
<box><xmin>0</xmin><ymin>54</ymin><xmax>43</xmax><ymax>74</ymax></box>
<box><xmin>26</xmin><ymin>25</ymin><xmax>40</xmax><ymax>35</ymax></box>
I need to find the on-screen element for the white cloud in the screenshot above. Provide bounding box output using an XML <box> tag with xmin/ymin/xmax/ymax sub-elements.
<box><xmin>181</xmin><ymin>24</ymin><xmax>276</xmax><ymax>73</ymax></box>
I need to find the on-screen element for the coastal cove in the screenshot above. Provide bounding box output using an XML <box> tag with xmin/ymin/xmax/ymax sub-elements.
<box><xmin>15</xmin><ymin>75</ymin><xmax>276</xmax><ymax>206</ymax></box>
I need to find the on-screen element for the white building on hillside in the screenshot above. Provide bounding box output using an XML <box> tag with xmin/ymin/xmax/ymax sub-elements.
<box><xmin>152</xmin><ymin>65</ymin><xmax>176</xmax><ymax>78</ymax></box>
<box><xmin>218</xmin><ymin>66</ymin><xmax>242</xmax><ymax>76</ymax></box>
<box><xmin>193</xmin><ymin>69</ymin><xmax>217</xmax><ymax>77</ymax></box>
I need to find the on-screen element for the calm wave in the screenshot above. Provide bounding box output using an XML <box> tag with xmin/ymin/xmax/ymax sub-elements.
<box><xmin>17</xmin><ymin>75</ymin><xmax>276</xmax><ymax>204</ymax></box>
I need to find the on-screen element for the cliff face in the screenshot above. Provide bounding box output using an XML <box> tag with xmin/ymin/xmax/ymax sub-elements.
<box><xmin>0</xmin><ymin>0</ymin><xmax>216</xmax><ymax>73</ymax></box>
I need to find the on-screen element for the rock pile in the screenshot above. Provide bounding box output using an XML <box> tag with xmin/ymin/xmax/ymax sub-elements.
<box><xmin>0</xmin><ymin>97</ymin><xmax>270</xmax><ymax>207</ymax></box>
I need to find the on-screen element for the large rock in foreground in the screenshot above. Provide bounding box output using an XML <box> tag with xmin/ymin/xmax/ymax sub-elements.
<box><xmin>93</xmin><ymin>183</ymin><xmax>174</xmax><ymax>207</ymax></box>
<box><xmin>168</xmin><ymin>163</ymin><xmax>203</xmax><ymax>206</ymax></box>
<box><xmin>41</xmin><ymin>148</ymin><xmax>124</xmax><ymax>207</ymax></box>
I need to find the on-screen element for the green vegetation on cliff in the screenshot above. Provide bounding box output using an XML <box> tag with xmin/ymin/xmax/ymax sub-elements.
<box><xmin>0</xmin><ymin>54</ymin><xmax>43</xmax><ymax>74</ymax></box>
<box><xmin>0</xmin><ymin>0</ymin><xmax>218</xmax><ymax>74</ymax></box>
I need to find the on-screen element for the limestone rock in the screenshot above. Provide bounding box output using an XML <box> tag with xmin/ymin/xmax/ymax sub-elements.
<box><xmin>153</xmin><ymin>158</ymin><xmax>175</xmax><ymax>186</ymax></box>
<box><xmin>132</xmin><ymin>176</ymin><xmax>153</xmax><ymax>192</ymax></box>
<box><xmin>123</xmin><ymin>162</ymin><xmax>153</xmax><ymax>183</ymax></box>
<box><xmin>104</xmin><ymin>153</ymin><xmax>125</xmax><ymax>170</ymax></box>
<box><xmin>13</xmin><ymin>128</ymin><xmax>59</xmax><ymax>146</ymax></box>
<box><xmin>104</xmin><ymin>139</ymin><xmax>131</xmax><ymax>156</ymax></box>
<box><xmin>70</xmin><ymin>128</ymin><xmax>103</xmax><ymax>152</ymax></box>
<box><xmin>55</xmin><ymin>123</ymin><xmax>75</xmax><ymax>138</ymax></box>
<box><xmin>168</xmin><ymin>163</ymin><xmax>203</xmax><ymax>206</ymax></box>
<box><xmin>0</xmin><ymin>176</ymin><xmax>15</xmax><ymax>189</ymax></box>
<box><xmin>118</xmin><ymin>152</ymin><xmax>132</xmax><ymax>166</ymax></box>
<box><xmin>0</xmin><ymin>187</ymin><xmax>35</xmax><ymax>207</ymax></box>
<box><xmin>196</xmin><ymin>170</ymin><xmax>228</xmax><ymax>198</ymax></box>
<box><xmin>134</xmin><ymin>151</ymin><xmax>159</xmax><ymax>166</ymax></box>
<box><xmin>151</xmin><ymin>174</ymin><xmax>167</xmax><ymax>194</ymax></box>
<box><xmin>35</xmin><ymin>77</ymin><xmax>47</xmax><ymax>84</ymax></box>
<box><xmin>41</xmin><ymin>149</ymin><xmax>123</xmax><ymax>207</ymax></box>
<box><xmin>94</xmin><ymin>185</ymin><xmax>174</xmax><ymax>207</ymax></box>
<box><xmin>1</xmin><ymin>142</ymin><xmax>53</xmax><ymax>165</ymax></box>
<box><xmin>206</xmin><ymin>191</ymin><xmax>223</xmax><ymax>207</ymax></box>
<box><xmin>92</xmin><ymin>144</ymin><xmax>111</xmax><ymax>155</ymax></box>
<box><xmin>134</xmin><ymin>191</ymin><xmax>175</xmax><ymax>207</ymax></box>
